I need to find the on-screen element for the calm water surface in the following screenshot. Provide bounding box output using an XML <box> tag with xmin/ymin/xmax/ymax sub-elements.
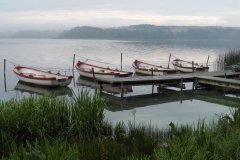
<box><xmin>0</xmin><ymin>39</ymin><xmax>239</xmax><ymax>128</ymax></box>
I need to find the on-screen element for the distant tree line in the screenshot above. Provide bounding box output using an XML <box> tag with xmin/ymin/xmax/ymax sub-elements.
<box><xmin>1</xmin><ymin>24</ymin><xmax>240</xmax><ymax>40</ymax></box>
<box><xmin>59</xmin><ymin>25</ymin><xmax>240</xmax><ymax>40</ymax></box>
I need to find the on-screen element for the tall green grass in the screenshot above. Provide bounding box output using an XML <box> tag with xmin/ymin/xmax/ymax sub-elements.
<box><xmin>1</xmin><ymin>90</ymin><xmax>240</xmax><ymax>159</ymax></box>
<box><xmin>0</xmin><ymin>90</ymin><xmax>106</xmax><ymax>157</ymax></box>
<box><xmin>154</xmin><ymin>110</ymin><xmax>240</xmax><ymax>160</ymax></box>
<box><xmin>224</xmin><ymin>49</ymin><xmax>240</xmax><ymax>66</ymax></box>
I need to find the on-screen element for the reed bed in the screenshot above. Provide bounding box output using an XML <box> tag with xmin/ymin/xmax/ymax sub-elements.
<box><xmin>224</xmin><ymin>49</ymin><xmax>240</xmax><ymax>66</ymax></box>
<box><xmin>1</xmin><ymin>90</ymin><xmax>240</xmax><ymax>159</ymax></box>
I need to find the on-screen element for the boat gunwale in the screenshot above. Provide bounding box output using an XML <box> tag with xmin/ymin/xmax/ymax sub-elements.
<box><xmin>133</xmin><ymin>59</ymin><xmax>176</xmax><ymax>72</ymax></box>
<box><xmin>13</xmin><ymin>66</ymin><xmax>73</xmax><ymax>81</ymax></box>
<box><xmin>75</xmin><ymin>60</ymin><xmax>133</xmax><ymax>76</ymax></box>
<box><xmin>172</xmin><ymin>59</ymin><xmax>209</xmax><ymax>70</ymax></box>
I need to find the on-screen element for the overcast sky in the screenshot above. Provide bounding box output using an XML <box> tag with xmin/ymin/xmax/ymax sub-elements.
<box><xmin>0</xmin><ymin>0</ymin><xmax>240</xmax><ymax>31</ymax></box>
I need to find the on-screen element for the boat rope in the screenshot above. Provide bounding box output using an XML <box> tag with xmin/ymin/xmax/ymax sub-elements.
<box><xmin>123</xmin><ymin>53</ymin><xmax>169</xmax><ymax>64</ymax></box>
<box><xmin>171</xmin><ymin>54</ymin><xmax>215</xmax><ymax>64</ymax></box>
<box><xmin>5</xmin><ymin>59</ymin><xmax>17</xmax><ymax>66</ymax></box>
<box><xmin>4</xmin><ymin>58</ymin><xmax>75</xmax><ymax>73</ymax></box>
<box><xmin>75</xmin><ymin>54</ymin><xmax>130</xmax><ymax>68</ymax></box>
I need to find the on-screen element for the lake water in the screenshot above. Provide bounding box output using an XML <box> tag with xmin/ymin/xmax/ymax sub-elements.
<box><xmin>0</xmin><ymin>38</ymin><xmax>239</xmax><ymax>128</ymax></box>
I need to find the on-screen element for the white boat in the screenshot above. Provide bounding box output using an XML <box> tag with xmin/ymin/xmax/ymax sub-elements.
<box><xmin>75</xmin><ymin>60</ymin><xmax>133</xmax><ymax>79</ymax></box>
<box><xmin>132</xmin><ymin>60</ymin><xmax>176</xmax><ymax>76</ymax></box>
<box><xmin>172</xmin><ymin>59</ymin><xmax>209</xmax><ymax>73</ymax></box>
<box><xmin>13</xmin><ymin>66</ymin><xmax>73</xmax><ymax>86</ymax></box>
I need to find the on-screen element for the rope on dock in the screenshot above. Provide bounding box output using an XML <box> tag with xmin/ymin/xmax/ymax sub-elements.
<box><xmin>75</xmin><ymin>54</ymin><xmax>130</xmax><ymax>68</ymax></box>
<box><xmin>4</xmin><ymin>58</ymin><xmax>74</xmax><ymax>73</ymax></box>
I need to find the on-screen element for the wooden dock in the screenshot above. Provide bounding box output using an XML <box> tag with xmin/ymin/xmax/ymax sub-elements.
<box><xmin>94</xmin><ymin>70</ymin><xmax>240</xmax><ymax>93</ymax></box>
<box><xmin>196</xmin><ymin>76</ymin><xmax>240</xmax><ymax>90</ymax></box>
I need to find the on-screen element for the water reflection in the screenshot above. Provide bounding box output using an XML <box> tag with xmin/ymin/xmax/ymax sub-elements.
<box><xmin>76</xmin><ymin>76</ymin><xmax>133</xmax><ymax>94</ymax></box>
<box><xmin>104</xmin><ymin>90</ymin><xmax>194</xmax><ymax>112</ymax></box>
<box><xmin>14</xmin><ymin>81</ymin><xmax>73</xmax><ymax>97</ymax></box>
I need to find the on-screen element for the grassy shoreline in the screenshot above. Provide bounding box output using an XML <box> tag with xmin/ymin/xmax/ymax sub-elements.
<box><xmin>0</xmin><ymin>91</ymin><xmax>240</xmax><ymax>159</ymax></box>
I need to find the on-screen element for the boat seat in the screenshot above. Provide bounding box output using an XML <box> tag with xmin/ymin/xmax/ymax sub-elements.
<box><xmin>23</xmin><ymin>73</ymin><xmax>36</xmax><ymax>77</ymax></box>
<box><xmin>98</xmin><ymin>69</ymin><xmax>105</xmax><ymax>72</ymax></box>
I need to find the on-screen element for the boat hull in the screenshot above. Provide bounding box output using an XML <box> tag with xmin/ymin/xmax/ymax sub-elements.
<box><xmin>75</xmin><ymin>61</ymin><xmax>132</xmax><ymax>79</ymax></box>
<box><xmin>133</xmin><ymin>67</ymin><xmax>167</xmax><ymax>76</ymax></box>
<box><xmin>132</xmin><ymin>60</ymin><xmax>176</xmax><ymax>76</ymax></box>
<box><xmin>13</xmin><ymin>66</ymin><xmax>73</xmax><ymax>87</ymax></box>
<box><xmin>172</xmin><ymin>59</ymin><xmax>209</xmax><ymax>73</ymax></box>
<box><xmin>16</xmin><ymin>75</ymin><xmax>72</xmax><ymax>86</ymax></box>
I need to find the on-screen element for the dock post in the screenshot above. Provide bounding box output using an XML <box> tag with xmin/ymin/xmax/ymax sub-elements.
<box><xmin>181</xmin><ymin>77</ymin><xmax>183</xmax><ymax>92</ymax></box>
<box><xmin>152</xmin><ymin>85</ymin><xmax>154</xmax><ymax>94</ymax></box>
<box><xmin>192</xmin><ymin>78</ymin><xmax>195</xmax><ymax>91</ymax></box>
<box><xmin>158</xmin><ymin>84</ymin><xmax>161</xmax><ymax>94</ymax></box>
<box><xmin>121</xmin><ymin>81</ymin><xmax>124</xmax><ymax>100</ymax></box>
<box><xmin>223</xmin><ymin>55</ymin><xmax>225</xmax><ymax>71</ymax></box>
<box><xmin>192</xmin><ymin>61</ymin><xmax>194</xmax><ymax>73</ymax></box>
<box><xmin>4</xmin><ymin>59</ymin><xmax>7</xmax><ymax>92</ymax></box>
<box><xmin>72</xmin><ymin>54</ymin><xmax>76</xmax><ymax>69</ymax></box>
<box><xmin>151</xmin><ymin>68</ymin><xmax>153</xmax><ymax>77</ymax></box>
<box><xmin>121</xmin><ymin>53</ymin><xmax>123</xmax><ymax>71</ymax></box>
<box><xmin>72</xmin><ymin>54</ymin><xmax>76</xmax><ymax>87</ymax></box>
<box><xmin>168</xmin><ymin>53</ymin><xmax>171</xmax><ymax>69</ymax></box>
<box><xmin>206</xmin><ymin>55</ymin><xmax>210</xmax><ymax>66</ymax></box>
<box><xmin>92</xmin><ymin>68</ymin><xmax>97</xmax><ymax>89</ymax></box>
<box><xmin>192</xmin><ymin>78</ymin><xmax>197</xmax><ymax>91</ymax></box>
<box><xmin>99</xmin><ymin>83</ymin><xmax>103</xmax><ymax>96</ymax></box>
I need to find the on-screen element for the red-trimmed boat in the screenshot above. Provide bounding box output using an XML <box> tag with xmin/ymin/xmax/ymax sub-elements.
<box><xmin>132</xmin><ymin>60</ymin><xmax>176</xmax><ymax>76</ymax></box>
<box><xmin>13</xmin><ymin>66</ymin><xmax>73</xmax><ymax>86</ymax></box>
<box><xmin>75</xmin><ymin>60</ymin><xmax>133</xmax><ymax>78</ymax></box>
<box><xmin>172</xmin><ymin>59</ymin><xmax>209</xmax><ymax>73</ymax></box>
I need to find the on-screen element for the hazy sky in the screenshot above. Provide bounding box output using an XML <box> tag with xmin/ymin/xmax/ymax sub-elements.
<box><xmin>0</xmin><ymin>0</ymin><xmax>240</xmax><ymax>31</ymax></box>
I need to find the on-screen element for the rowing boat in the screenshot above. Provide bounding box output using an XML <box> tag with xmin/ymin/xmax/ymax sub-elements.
<box><xmin>13</xmin><ymin>66</ymin><xmax>73</xmax><ymax>86</ymax></box>
<box><xmin>75</xmin><ymin>60</ymin><xmax>133</xmax><ymax>78</ymax></box>
<box><xmin>172</xmin><ymin>59</ymin><xmax>209</xmax><ymax>73</ymax></box>
<box><xmin>132</xmin><ymin>60</ymin><xmax>176</xmax><ymax>76</ymax></box>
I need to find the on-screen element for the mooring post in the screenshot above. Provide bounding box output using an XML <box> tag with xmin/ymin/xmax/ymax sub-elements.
<box><xmin>121</xmin><ymin>52</ymin><xmax>123</xmax><ymax>71</ymax></box>
<box><xmin>99</xmin><ymin>83</ymin><xmax>103</xmax><ymax>96</ymax></box>
<box><xmin>72</xmin><ymin>70</ymin><xmax>76</xmax><ymax>87</ymax></box>
<box><xmin>192</xmin><ymin>78</ymin><xmax>195</xmax><ymax>91</ymax></box>
<box><xmin>92</xmin><ymin>68</ymin><xmax>97</xmax><ymax>88</ymax></box>
<box><xmin>4</xmin><ymin>59</ymin><xmax>7</xmax><ymax>92</ymax></box>
<box><xmin>206</xmin><ymin>55</ymin><xmax>210</xmax><ymax>66</ymax></box>
<box><xmin>151</xmin><ymin>68</ymin><xmax>153</xmax><ymax>77</ymax></box>
<box><xmin>192</xmin><ymin>61</ymin><xmax>194</xmax><ymax>73</ymax></box>
<box><xmin>168</xmin><ymin>53</ymin><xmax>171</xmax><ymax>69</ymax></box>
<box><xmin>121</xmin><ymin>81</ymin><xmax>124</xmax><ymax>100</ymax></box>
<box><xmin>158</xmin><ymin>84</ymin><xmax>161</xmax><ymax>94</ymax></box>
<box><xmin>192</xmin><ymin>78</ymin><xmax>197</xmax><ymax>91</ymax></box>
<box><xmin>223</xmin><ymin>55</ymin><xmax>225</xmax><ymax>71</ymax></box>
<box><xmin>181</xmin><ymin>77</ymin><xmax>183</xmax><ymax>92</ymax></box>
<box><xmin>152</xmin><ymin>85</ymin><xmax>154</xmax><ymax>94</ymax></box>
<box><xmin>72</xmin><ymin>54</ymin><xmax>76</xmax><ymax>69</ymax></box>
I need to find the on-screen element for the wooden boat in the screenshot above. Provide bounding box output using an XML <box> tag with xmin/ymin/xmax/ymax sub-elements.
<box><xmin>75</xmin><ymin>60</ymin><xmax>133</xmax><ymax>78</ymax></box>
<box><xmin>132</xmin><ymin>60</ymin><xmax>176</xmax><ymax>76</ymax></box>
<box><xmin>13</xmin><ymin>66</ymin><xmax>73</xmax><ymax>86</ymax></box>
<box><xmin>172</xmin><ymin>59</ymin><xmax>209</xmax><ymax>73</ymax></box>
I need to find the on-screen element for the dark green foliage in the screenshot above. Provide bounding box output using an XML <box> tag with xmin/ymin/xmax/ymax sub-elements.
<box><xmin>155</xmin><ymin>109</ymin><xmax>240</xmax><ymax>160</ymax></box>
<box><xmin>225</xmin><ymin>49</ymin><xmax>240</xmax><ymax>66</ymax></box>
<box><xmin>1</xmin><ymin>91</ymin><xmax>240</xmax><ymax>159</ymax></box>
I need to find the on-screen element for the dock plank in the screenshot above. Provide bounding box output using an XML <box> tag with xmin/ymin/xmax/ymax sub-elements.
<box><xmin>96</xmin><ymin>70</ymin><xmax>240</xmax><ymax>86</ymax></box>
<box><xmin>196</xmin><ymin>76</ymin><xmax>240</xmax><ymax>90</ymax></box>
